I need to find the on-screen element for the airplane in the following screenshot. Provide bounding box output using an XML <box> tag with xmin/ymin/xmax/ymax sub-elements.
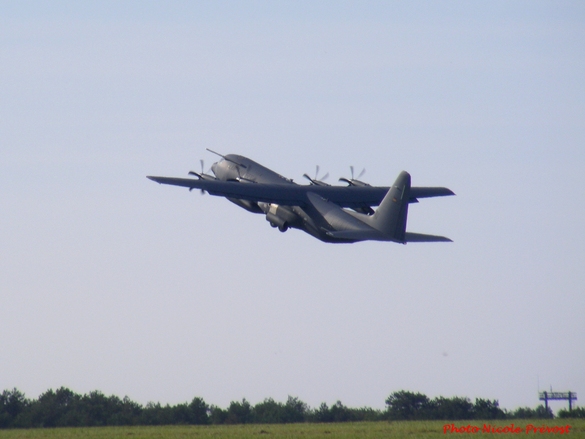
<box><xmin>147</xmin><ymin>150</ymin><xmax>455</xmax><ymax>244</ymax></box>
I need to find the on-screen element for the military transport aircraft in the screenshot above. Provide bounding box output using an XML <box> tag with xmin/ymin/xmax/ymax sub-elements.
<box><xmin>147</xmin><ymin>150</ymin><xmax>455</xmax><ymax>244</ymax></box>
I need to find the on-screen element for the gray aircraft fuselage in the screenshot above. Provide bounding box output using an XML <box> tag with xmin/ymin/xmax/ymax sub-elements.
<box><xmin>211</xmin><ymin>154</ymin><xmax>346</xmax><ymax>242</ymax></box>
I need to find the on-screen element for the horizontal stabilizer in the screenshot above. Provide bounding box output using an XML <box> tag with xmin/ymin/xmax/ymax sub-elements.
<box><xmin>410</xmin><ymin>187</ymin><xmax>455</xmax><ymax>199</ymax></box>
<box><xmin>404</xmin><ymin>232</ymin><xmax>452</xmax><ymax>243</ymax></box>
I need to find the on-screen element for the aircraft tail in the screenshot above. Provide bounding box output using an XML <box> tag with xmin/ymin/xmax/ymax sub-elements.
<box><xmin>363</xmin><ymin>171</ymin><xmax>410</xmax><ymax>242</ymax></box>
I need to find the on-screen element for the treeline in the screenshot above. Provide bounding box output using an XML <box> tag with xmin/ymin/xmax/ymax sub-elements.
<box><xmin>1</xmin><ymin>387</ymin><xmax>582</xmax><ymax>429</ymax></box>
<box><xmin>0</xmin><ymin>388</ymin><xmax>379</xmax><ymax>428</ymax></box>
<box><xmin>385</xmin><ymin>390</ymin><xmax>555</xmax><ymax>421</ymax></box>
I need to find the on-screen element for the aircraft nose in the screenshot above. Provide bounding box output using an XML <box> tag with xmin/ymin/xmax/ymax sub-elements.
<box><xmin>211</xmin><ymin>162</ymin><xmax>219</xmax><ymax>177</ymax></box>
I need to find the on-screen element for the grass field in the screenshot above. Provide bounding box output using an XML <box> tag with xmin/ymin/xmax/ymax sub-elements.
<box><xmin>1</xmin><ymin>419</ymin><xmax>584</xmax><ymax>439</ymax></box>
<box><xmin>0</xmin><ymin>420</ymin><xmax>583</xmax><ymax>439</ymax></box>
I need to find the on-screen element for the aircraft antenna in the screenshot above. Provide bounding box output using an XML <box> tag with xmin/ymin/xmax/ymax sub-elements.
<box><xmin>206</xmin><ymin>148</ymin><xmax>247</xmax><ymax>168</ymax></box>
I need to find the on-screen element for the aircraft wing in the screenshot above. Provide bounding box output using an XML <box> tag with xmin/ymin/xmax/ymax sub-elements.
<box><xmin>147</xmin><ymin>176</ymin><xmax>454</xmax><ymax>208</ymax></box>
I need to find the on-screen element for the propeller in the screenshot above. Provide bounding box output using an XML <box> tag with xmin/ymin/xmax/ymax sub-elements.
<box><xmin>339</xmin><ymin>166</ymin><xmax>369</xmax><ymax>186</ymax></box>
<box><xmin>188</xmin><ymin>160</ymin><xmax>214</xmax><ymax>193</ymax></box>
<box><xmin>188</xmin><ymin>160</ymin><xmax>203</xmax><ymax>178</ymax></box>
<box><xmin>352</xmin><ymin>166</ymin><xmax>366</xmax><ymax>180</ymax></box>
<box><xmin>303</xmin><ymin>165</ymin><xmax>330</xmax><ymax>186</ymax></box>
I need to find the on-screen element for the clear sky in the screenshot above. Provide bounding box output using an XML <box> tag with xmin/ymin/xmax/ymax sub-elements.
<box><xmin>1</xmin><ymin>1</ymin><xmax>584</xmax><ymax>413</ymax></box>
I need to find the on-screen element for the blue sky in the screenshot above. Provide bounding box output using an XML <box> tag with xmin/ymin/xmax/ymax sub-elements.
<box><xmin>1</xmin><ymin>1</ymin><xmax>584</xmax><ymax>412</ymax></box>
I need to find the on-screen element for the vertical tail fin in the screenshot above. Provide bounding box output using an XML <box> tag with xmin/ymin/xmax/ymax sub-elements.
<box><xmin>366</xmin><ymin>171</ymin><xmax>411</xmax><ymax>242</ymax></box>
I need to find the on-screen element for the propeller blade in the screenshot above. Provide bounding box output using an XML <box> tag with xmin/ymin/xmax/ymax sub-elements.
<box><xmin>339</xmin><ymin>166</ymin><xmax>368</xmax><ymax>186</ymax></box>
<box><xmin>304</xmin><ymin>166</ymin><xmax>329</xmax><ymax>185</ymax></box>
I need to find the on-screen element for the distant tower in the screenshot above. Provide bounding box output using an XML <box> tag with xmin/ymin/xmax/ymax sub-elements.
<box><xmin>539</xmin><ymin>389</ymin><xmax>577</xmax><ymax>412</ymax></box>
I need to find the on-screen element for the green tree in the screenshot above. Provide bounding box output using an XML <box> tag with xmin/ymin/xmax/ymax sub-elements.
<box><xmin>141</xmin><ymin>402</ymin><xmax>171</xmax><ymax>425</ymax></box>
<box><xmin>283</xmin><ymin>396</ymin><xmax>308</xmax><ymax>423</ymax></box>
<box><xmin>253</xmin><ymin>398</ymin><xmax>284</xmax><ymax>423</ymax></box>
<box><xmin>209</xmin><ymin>405</ymin><xmax>227</xmax><ymax>424</ymax></box>
<box><xmin>188</xmin><ymin>397</ymin><xmax>210</xmax><ymax>424</ymax></box>
<box><xmin>508</xmin><ymin>405</ymin><xmax>554</xmax><ymax>419</ymax></box>
<box><xmin>349</xmin><ymin>407</ymin><xmax>385</xmax><ymax>421</ymax></box>
<box><xmin>0</xmin><ymin>388</ymin><xmax>29</xmax><ymax>428</ymax></box>
<box><xmin>170</xmin><ymin>403</ymin><xmax>192</xmax><ymax>424</ymax></box>
<box><xmin>534</xmin><ymin>404</ymin><xmax>553</xmax><ymax>419</ymax></box>
<box><xmin>111</xmin><ymin>396</ymin><xmax>141</xmax><ymax>425</ymax></box>
<box><xmin>312</xmin><ymin>402</ymin><xmax>333</xmax><ymax>423</ymax></box>
<box><xmin>27</xmin><ymin>387</ymin><xmax>82</xmax><ymax>427</ymax></box>
<box><xmin>509</xmin><ymin>406</ymin><xmax>538</xmax><ymax>419</ymax></box>
<box><xmin>81</xmin><ymin>390</ymin><xmax>117</xmax><ymax>426</ymax></box>
<box><xmin>226</xmin><ymin>399</ymin><xmax>252</xmax><ymax>424</ymax></box>
<box><xmin>473</xmin><ymin>398</ymin><xmax>506</xmax><ymax>420</ymax></box>
<box><xmin>432</xmin><ymin>396</ymin><xmax>474</xmax><ymax>420</ymax></box>
<box><xmin>385</xmin><ymin>391</ymin><xmax>431</xmax><ymax>420</ymax></box>
<box><xmin>329</xmin><ymin>401</ymin><xmax>353</xmax><ymax>422</ymax></box>
<box><xmin>558</xmin><ymin>407</ymin><xmax>585</xmax><ymax>418</ymax></box>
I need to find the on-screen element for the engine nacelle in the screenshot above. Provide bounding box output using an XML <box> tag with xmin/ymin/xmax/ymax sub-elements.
<box><xmin>262</xmin><ymin>203</ymin><xmax>298</xmax><ymax>232</ymax></box>
<box><xmin>338</xmin><ymin>177</ymin><xmax>370</xmax><ymax>187</ymax></box>
<box><xmin>266</xmin><ymin>212</ymin><xmax>288</xmax><ymax>232</ymax></box>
